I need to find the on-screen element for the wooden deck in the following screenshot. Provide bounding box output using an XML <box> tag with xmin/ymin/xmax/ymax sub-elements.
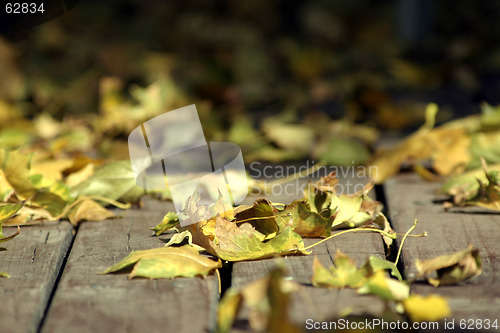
<box><xmin>1</xmin><ymin>172</ymin><xmax>499</xmax><ymax>332</ymax></box>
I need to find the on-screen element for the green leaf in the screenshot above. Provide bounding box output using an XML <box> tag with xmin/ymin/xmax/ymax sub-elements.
<box><xmin>331</xmin><ymin>194</ymin><xmax>363</xmax><ymax>228</ymax></box>
<box><xmin>101</xmin><ymin>245</ymin><xmax>221</xmax><ymax>279</ymax></box>
<box><xmin>366</xmin><ymin>256</ymin><xmax>402</xmax><ymax>281</ymax></box>
<box><xmin>358</xmin><ymin>271</ymin><xmax>409</xmax><ymax>301</ymax></box>
<box><xmin>0</xmin><ymin>201</ymin><xmax>24</xmax><ymax>243</ymax></box>
<box><xmin>203</xmin><ymin>216</ymin><xmax>307</xmax><ymax>262</ymax></box>
<box><xmin>153</xmin><ymin>211</ymin><xmax>180</xmax><ymax>236</ymax></box>
<box><xmin>311</xmin><ymin>251</ymin><xmax>367</xmax><ymax>289</ymax></box>
<box><xmin>70</xmin><ymin>160</ymin><xmax>145</xmax><ymax>202</ymax></box>
<box><xmin>281</xmin><ymin>200</ymin><xmax>332</xmax><ymax>237</ymax></box>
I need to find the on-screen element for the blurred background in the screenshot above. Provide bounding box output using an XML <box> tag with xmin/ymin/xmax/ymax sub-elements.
<box><xmin>1</xmin><ymin>0</ymin><xmax>500</xmax><ymax>165</ymax></box>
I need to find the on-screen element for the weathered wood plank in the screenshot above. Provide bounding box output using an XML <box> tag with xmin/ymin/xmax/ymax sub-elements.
<box><xmin>0</xmin><ymin>221</ymin><xmax>74</xmax><ymax>333</ymax></box>
<box><xmin>231</xmin><ymin>174</ymin><xmax>388</xmax><ymax>329</ymax></box>
<box><xmin>42</xmin><ymin>200</ymin><xmax>219</xmax><ymax>333</ymax></box>
<box><xmin>384</xmin><ymin>173</ymin><xmax>500</xmax><ymax>319</ymax></box>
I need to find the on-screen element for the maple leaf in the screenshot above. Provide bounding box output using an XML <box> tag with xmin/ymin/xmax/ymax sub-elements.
<box><xmin>101</xmin><ymin>244</ymin><xmax>221</xmax><ymax>279</ymax></box>
<box><xmin>279</xmin><ymin>200</ymin><xmax>332</xmax><ymax>237</ymax></box>
<box><xmin>415</xmin><ymin>245</ymin><xmax>482</xmax><ymax>287</ymax></box>
<box><xmin>193</xmin><ymin>215</ymin><xmax>307</xmax><ymax>262</ymax></box>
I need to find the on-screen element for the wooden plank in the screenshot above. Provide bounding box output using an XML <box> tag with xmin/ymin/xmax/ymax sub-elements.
<box><xmin>384</xmin><ymin>173</ymin><xmax>500</xmax><ymax>319</ymax></box>
<box><xmin>0</xmin><ymin>221</ymin><xmax>74</xmax><ymax>333</ymax></box>
<box><xmin>232</xmin><ymin>174</ymin><xmax>388</xmax><ymax>328</ymax></box>
<box><xmin>41</xmin><ymin>199</ymin><xmax>219</xmax><ymax>333</ymax></box>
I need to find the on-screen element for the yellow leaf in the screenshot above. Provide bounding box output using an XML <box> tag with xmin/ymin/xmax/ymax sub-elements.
<box><xmin>0</xmin><ymin>149</ymin><xmax>36</xmax><ymax>199</ymax></box>
<box><xmin>101</xmin><ymin>245</ymin><xmax>221</xmax><ymax>279</ymax></box>
<box><xmin>403</xmin><ymin>294</ymin><xmax>451</xmax><ymax>322</ymax></box>
<box><xmin>191</xmin><ymin>215</ymin><xmax>307</xmax><ymax>262</ymax></box>
<box><xmin>65</xmin><ymin>162</ymin><xmax>95</xmax><ymax>187</ymax></box>
<box><xmin>68</xmin><ymin>199</ymin><xmax>115</xmax><ymax>225</ymax></box>
<box><xmin>30</xmin><ymin>158</ymin><xmax>74</xmax><ymax>186</ymax></box>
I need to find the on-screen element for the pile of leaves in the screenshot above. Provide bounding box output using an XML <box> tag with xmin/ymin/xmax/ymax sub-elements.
<box><xmin>215</xmin><ymin>237</ymin><xmax>481</xmax><ymax>331</ymax></box>
<box><xmin>101</xmin><ymin>172</ymin><xmax>485</xmax><ymax>330</ymax></box>
<box><xmin>442</xmin><ymin>158</ymin><xmax>500</xmax><ymax>212</ymax></box>
<box><xmin>370</xmin><ymin>102</ymin><xmax>500</xmax><ymax>184</ymax></box>
<box><xmin>0</xmin><ymin>148</ymin><xmax>152</xmax><ymax>226</ymax></box>
<box><xmin>105</xmin><ymin>172</ymin><xmax>395</xmax><ymax>269</ymax></box>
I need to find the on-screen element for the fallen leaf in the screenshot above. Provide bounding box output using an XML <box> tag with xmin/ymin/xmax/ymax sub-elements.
<box><xmin>357</xmin><ymin>271</ymin><xmax>409</xmax><ymax>301</ymax></box>
<box><xmin>280</xmin><ymin>200</ymin><xmax>332</xmax><ymax>237</ymax></box>
<box><xmin>101</xmin><ymin>245</ymin><xmax>221</xmax><ymax>279</ymax></box>
<box><xmin>416</xmin><ymin>245</ymin><xmax>482</xmax><ymax>287</ymax></box>
<box><xmin>164</xmin><ymin>230</ymin><xmax>206</xmax><ymax>252</ymax></box>
<box><xmin>0</xmin><ymin>201</ymin><xmax>24</xmax><ymax>243</ymax></box>
<box><xmin>69</xmin><ymin>160</ymin><xmax>145</xmax><ymax>203</ymax></box>
<box><xmin>198</xmin><ymin>216</ymin><xmax>307</xmax><ymax>261</ymax></box>
<box><xmin>311</xmin><ymin>252</ymin><xmax>367</xmax><ymax>288</ymax></box>
<box><xmin>0</xmin><ymin>148</ymin><xmax>37</xmax><ymax>199</ymax></box>
<box><xmin>366</xmin><ymin>256</ymin><xmax>402</xmax><ymax>281</ymax></box>
<box><xmin>68</xmin><ymin>199</ymin><xmax>115</xmax><ymax>225</ymax></box>
<box><xmin>152</xmin><ymin>211</ymin><xmax>180</xmax><ymax>236</ymax></box>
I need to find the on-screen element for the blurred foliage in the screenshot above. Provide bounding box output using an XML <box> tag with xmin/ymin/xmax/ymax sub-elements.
<box><xmin>2</xmin><ymin>0</ymin><xmax>500</xmax><ymax>123</ymax></box>
<box><xmin>2</xmin><ymin>0</ymin><xmax>500</xmax><ymax>164</ymax></box>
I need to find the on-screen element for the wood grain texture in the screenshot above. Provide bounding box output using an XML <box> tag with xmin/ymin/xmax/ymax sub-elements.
<box><xmin>384</xmin><ymin>173</ymin><xmax>500</xmax><ymax>319</ymax></box>
<box><xmin>41</xmin><ymin>202</ymin><xmax>219</xmax><ymax>333</ymax></box>
<box><xmin>0</xmin><ymin>221</ymin><xmax>74</xmax><ymax>333</ymax></box>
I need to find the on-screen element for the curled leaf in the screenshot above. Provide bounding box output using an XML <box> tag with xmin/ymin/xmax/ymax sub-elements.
<box><xmin>68</xmin><ymin>199</ymin><xmax>115</xmax><ymax>225</ymax></box>
<box><xmin>101</xmin><ymin>244</ymin><xmax>221</xmax><ymax>279</ymax></box>
<box><xmin>0</xmin><ymin>200</ymin><xmax>24</xmax><ymax>243</ymax></box>
<box><xmin>416</xmin><ymin>245</ymin><xmax>482</xmax><ymax>287</ymax></box>
<box><xmin>153</xmin><ymin>211</ymin><xmax>179</xmax><ymax>236</ymax></box>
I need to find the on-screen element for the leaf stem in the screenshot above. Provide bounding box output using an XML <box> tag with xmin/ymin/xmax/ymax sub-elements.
<box><xmin>394</xmin><ymin>219</ymin><xmax>418</xmax><ymax>266</ymax></box>
<box><xmin>215</xmin><ymin>268</ymin><xmax>221</xmax><ymax>295</ymax></box>
<box><xmin>303</xmin><ymin>227</ymin><xmax>397</xmax><ymax>251</ymax></box>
